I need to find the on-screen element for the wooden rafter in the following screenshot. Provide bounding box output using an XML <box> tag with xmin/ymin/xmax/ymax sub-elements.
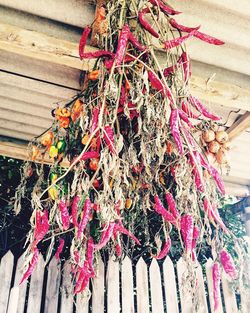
<box><xmin>227</xmin><ymin>112</ymin><xmax>250</xmax><ymax>140</ymax></box>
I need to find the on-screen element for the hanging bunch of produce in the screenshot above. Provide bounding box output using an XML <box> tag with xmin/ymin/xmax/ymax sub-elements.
<box><xmin>16</xmin><ymin>0</ymin><xmax>249</xmax><ymax>308</ymax></box>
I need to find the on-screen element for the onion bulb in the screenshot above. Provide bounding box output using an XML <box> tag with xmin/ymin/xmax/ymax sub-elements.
<box><xmin>216</xmin><ymin>148</ymin><xmax>228</xmax><ymax>164</ymax></box>
<box><xmin>222</xmin><ymin>141</ymin><xmax>231</xmax><ymax>151</ymax></box>
<box><xmin>208</xmin><ymin>141</ymin><xmax>221</xmax><ymax>154</ymax></box>
<box><xmin>202</xmin><ymin>130</ymin><xmax>215</xmax><ymax>143</ymax></box>
<box><xmin>215</xmin><ymin>131</ymin><xmax>228</xmax><ymax>144</ymax></box>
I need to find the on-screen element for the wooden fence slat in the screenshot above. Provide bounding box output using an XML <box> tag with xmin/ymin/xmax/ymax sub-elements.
<box><xmin>7</xmin><ymin>286</ymin><xmax>19</xmax><ymax>313</ymax></box>
<box><xmin>26</xmin><ymin>254</ymin><xmax>45</xmax><ymax>313</ymax></box>
<box><xmin>13</xmin><ymin>253</ymin><xmax>28</xmax><ymax>313</ymax></box>
<box><xmin>136</xmin><ymin>258</ymin><xmax>149</xmax><ymax>313</ymax></box>
<box><xmin>60</xmin><ymin>260</ymin><xmax>74</xmax><ymax>313</ymax></box>
<box><xmin>221</xmin><ymin>272</ymin><xmax>238</xmax><ymax>313</ymax></box>
<box><xmin>0</xmin><ymin>251</ymin><xmax>14</xmax><ymax>313</ymax></box>
<box><xmin>107</xmin><ymin>257</ymin><xmax>120</xmax><ymax>313</ymax></box>
<box><xmin>177</xmin><ymin>258</ymin><xmax>193</xmax><ymax>313</ymax></box>
<box><xmin>76</xmin><ymin>289</ymin><xmax>90</xmax><ymax>313</ymax></box>
<box><xmin>149</xmin><ymin>259</ymin><xmax>164</xmax><ymax>313</ymax></box>
<box><xmin>195</xmin><ymin>263</ymin><xmax>209</xmax><ymax>313</ymax></box>
<box><xmin>92</xmin><ymin>258</ymin><xmax>105</xmax><ymax>313</ymax></box>
<box><xmin>44</xmin><ymin>257</ymin><xmax>61</xmax><ymax>313</ymax></box>
<box><xmin>121</xmin><ymin>256</ymin><xmax>134</xmax><ymax>313</ymax></box>
<box><xmin>162</xmin><ymin>256</ymin><xmax>179</xmax><ymax>313</ymax></box>
<box><xmin>205</xmin><ymin>259</ymin><xmax>223</xmax><ymax>313</ymax></box>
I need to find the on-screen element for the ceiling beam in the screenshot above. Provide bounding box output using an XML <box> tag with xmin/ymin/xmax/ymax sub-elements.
<box><xmin>1</xmin><ymin>22</ymin><xmax>250</xmax><ymax>111</ymax></box>
<box><xmin>227</xmin><ymin>112</ymin><xmax>250</xmax><ymax>140</ymax></box>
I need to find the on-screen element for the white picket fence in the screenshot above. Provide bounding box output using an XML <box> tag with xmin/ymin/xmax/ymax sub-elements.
<box><xmin>0</xmin><ymin>251</ymin><xmax>249</xmax><ymax>313</ymax></box>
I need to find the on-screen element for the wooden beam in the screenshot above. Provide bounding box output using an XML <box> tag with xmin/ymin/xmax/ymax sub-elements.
<box><xmin>227</xmin><ymin>112</ymin><xmax>250</xmax><ymax>140</ymax></box>
<box><xmin>1</xmin><ymin>22</ymin><xmax>250</xmax><ymax>111</ymax></box>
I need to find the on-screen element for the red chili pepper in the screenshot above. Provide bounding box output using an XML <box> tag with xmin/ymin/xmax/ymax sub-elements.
<box><xmin>32</xmin><ymin>210</ymin><xmax>50</xmax><ymax>249</ymax></box>
<box><xmin>94</xmin><ymin>222</ymin><xmax>116</xmax><ymax>250</ymax></box>
<box><xmin>20</xmin><ymin>248</ymin><xmax>39</xmax><ymax>285</ymax></box>
<box><xmin>138</xmin><ymin>8</ymin><xmax>159</xmax><ymax>38</ymax></box>
<box><xmin>79</xmin><ymin>26</ymin><xmax>92</xmax><ymax>59</ymax></box>
<box><xmin>178</xmin><ymin>109</ymin><xmax>194</xmax><ymax>128</ymax></box>
<box><xmin>164</xmin><ymin>30</ymin><xmax>196</xmax><ymax>50</ymax></box>
<box><xmin>191</xmin><ymin>226</ymin><xmax>200</xmax><ymax>262</ymax></box>
<box><xmin>81</xmin><ymin>50</ymin><xmax>114</xmax><ymax>59</ymax></box>
<box><xmin>181</xmin><ymin>101</ymin><xmax>199</xmax><ymax>119</ymax></box>
<box><xmin>55</xmin><ymin>238</ymin><xmax>65</xmax><ymax>261</ymax></box>
<box><xmin>170</xmin><ymin>109</ymin><xmax>184</xmax><ymax>155</ymax></box>
<box><xmin>71</xmin><ymin>196</ymin><xmax>80</xmax><ymax>227</ymax></box>
<box><xmin>165</xmin><ymin>192</ymin><xmax>180</xmax><ymax>219</ymax></box>
<box><xmin>181</xmin><ymin>52</ymin><xmax>191</xmax><ymax>81</ymax></box>
<box><xmin>152</xmin><ymin>238</ymin><xmax>171</xmax><ymax>260</ymax></box>
<box><xmin>189</xmin><ymin>96</ymin><xmax>221</xmax><ymax>121</ymax></box>
<box><xmin>74</xmin><ymin>261</ymin><xmax>90</xmax><ymax>294</ymax></box>
<box><xmin>77</xmin><ymin>199</ymin><xmax>92</xmax><ymax>238</ymax></box>
<box><xmin>180</xmin><ymin>214</ymin><xmax>194</xmax><ymax>256</ymax></box>
<box><xmin>115</xmin><ymin>223</ymin><xmax>141</xmax><ymax>245</ymax></box>
<box><xmin>154</xmin><ymin>195</ymin><xmax>178</xmax><ymax>227</ymax></box>
<box><xmin>212</xmin><ymin>262</ymin><xmax>221</xmax><ymax>311</ymax></box>
<box><xmin>220</xmin><ymin>249</ymin><xmax>237</xmax><ymax>280</ymax></box>
<box><xmin>81</xmin><ymin>151</ymin><xmax>100</xmax><ymax>161</ymax></box>
<box><xmin>189</xmin><ymin>154</ymin><xmax>204</xmax><ymax>193</ymax></box>
<box><xmin>194</xmin><ymin>31</ymin><xmax>224</xmax><ymax>45</ymax></box>
<box><xmin>203</xmin><ymin>198</ymin><xmax>228</xmax><ymax>232</ymax></box>
<box><xmin>149</xmin><ymin>0</ymin><xmax>181</xmax><ymax>15</ymax></box>
<box><xmin>148</xmin><ymin>70</ymin><xmax>174</xmax><ymax>104</ymax></box>
<box><xmin>169</xmin><ymin>18</ymin><xmax>200</xmax><ymax>33</ymax></box>
<box><xmin>128</xmin><ymin>32</ymin><xmax>146</xmax><ymax>52</ymax></box>
<box><xmin>103</xmin><ymin>125</ymin><xmax>116</xmax><ymax>154</ymax></box>
<box><xmin>91</xmin><ymin>107</ymin><xmax>100</xmax><ymax>134</ymax></box>
<box><xmin>59</xmin><ymin>200</ymin><xmax>70</xmax><ymax>230</ymax></box>
<box><xmin>163</xmin><ymin>63</ymin><xmax>178</xmax><ymax>77</ymax></box>
<box><xmin>115</xmin><ymin>24</ymin><xmax>130</xmax><ymax>66</ymax></box>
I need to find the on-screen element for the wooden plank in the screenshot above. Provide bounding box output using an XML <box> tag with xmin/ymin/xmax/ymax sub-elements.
<box><xmin>136</xmin><ymin>258</ymin><xmax>149</xmax><ymax>313</ymax></box>
<box><xmin>121</xmin><ymin>256</ymin><xmax>134</xmax><ymax>313</ymax></box>
<box><xmin>221</xmin><ymin>272</ymin><xmax>238</xmax><ymax>313</ymax></box>
<box><xmin>107</xmin><ymin>257</ymin><xmax>120</xmax><ymax>312</ymax></box>
<box><xmin>44</xmin><ymin>257</ymin><xmax>61</xmax><ymax>313</ymax></box>
<box><xmin>26</xmin><ymin>254</ymin><xmax>45</xmax><ymax>313</ymax></box>
<box><xmin>149</xmin><ymin>259</ymin><xmax>164</xmax><ymax>313</ymax></box>
<box><xmin>227</xmin><ymin>112</ymin><xmax>250</xmax><ymax>140</ymax></box>
<box><xmin>13</xmin><ymin>253</ymin><xmax>28</xmax><ymax>313</ymax></box>
<box><xmin>0</xmin><ymin>251</ymin><xmax>14</xmax><ymax>313</ymax></box>
<box><xmin>92</xmin><ymin>258</ymin><xmax>105</xmax><ymax>313</ymax></box>
<box><xmin>7</xmin><ymin>287</ymin><xmax>19</xmax><ymax>313</ymax></box>
<box><xmin>60</xmin><ymin>261</ymin><xmax>74</xmax><ymax>313</ymax></box>
<box><xmin>162</xmin><ymin>256</ymin><xmax>179</xmax><ymax>313</ymax></box>
<box><xmin>205</xmin><ymin>259</ymin><xmax>223</xmax><ymax>313</ymax></box>
<box><xmin>176</xmin><ymin>258</ymin><xmax>193</xmax><ymax>313</ymax></box>
<box><xmin>195</xmin><ymin>263</ymin><xmax>209</xmax><ymax>313</ymax></box>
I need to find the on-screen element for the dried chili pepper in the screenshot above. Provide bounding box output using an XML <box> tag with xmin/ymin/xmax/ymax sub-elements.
<box><xmin>79</xmin><ymin>26</ymin><xmax>92</xmax><ymax>59</ymax></box>
<box><xmin>103</xmin><ymin>125</ymin><xmax>116</xmax><ymax>154</ymax></box>
<box><xmin>115</xmin><ymin>24</ymin><xmax>130</xmax><ymax>66</ymax></box>
<box><xmin>152</xmin><ymin>238</ymin><xmax>171</xmax><ymax>260</ymax></box>
<box><xmin>181</xmin><ymin>101</ymin><xmax>199</xmax><ymax>119</ymax></box>
<box><xmin>90</xmin><ymin>107</ymin><xmax>100</xmax><ymax>134</ymax></box>
<box><xmin>169</xmin><ymin>18</ymin><xmax>200</xmax><ymax>33</ymax></box>
<box><xmin>212</xmin><ymin>262</ymin><xmax>221</xmax><ymax>311</ymax></box>
<box><xmin>138</xmin><ymin>8</ymin><xmax>159</xmax><ymax>38</ymax></box>
<box><xmin>32</xmin><ymin>210</ymin><xmax>50</xmax><ymax>249</ymax></box>
<box><xmin>115</xmin><ymin>223</ymin><xmax>141</xmax><ymax>245</ymax></box>
<box><xmin>203</xmin><ymin>198</ymin><xmax>228</xmax><ymax>232</ymax></box>
<box><xmin>220</xmin><ymin>249</ymin><xmax>237</xmax><ymax>280</ymax></box>
<box><xmin>181</xmin><ymin>52</ymin><xmax>191</xmax><ymax>81</ymax></box>
<box><xmin>59</xmin><ymin>200</ymin><xmax>70</xmax><ymax>230</ymax></box>
<box><xmin>128</xmin><ymin>32</ymin><xmax>146</xmax><ymax>52</ymax></box>
<box><xmin>81</xmin><ymin>151</ymin><xmax>100</xmax><ymax>161</ymax></box>
<box><xmin>55</xmin><ymin>238</ymin><xmax>65</xmax><ymax>261</ymax></box>
<box><xmin>154</xmin><ymin>195</ymin><xmax>178</xmax><ymax>227</ymax></box>
<box><xmin>77</xmin><ymin>199</ymin><xmax>92</xmax><ymax>238</ymax></box>
<box><xmin>180</xmin><ymin>214</ymin><xmax>194</xmax><ymax>256</ymax></box>
<box><xmin>189</xmin><ymin>96</ymin><xmax>221</xmax><ymax>121</ymax></box>
<box><xmin>164</xmin><ymin>30</ymin><xmax>196</xmax><ymax>50</ymax></box>
<box><xmin>20</xmin><ymin>248</ymin><xmax>39</xmax><ymax>285</ymax></box>
<box><xmin>94</xmin><ymin>222</ymin><xmax>116</xmax><ymax>250</ymax></box>
<box><xmin>149</xmin><ymin>0</ymin><xmax>181</xmax><ymax>15</ymax></box>
<box><xmin>178</xmin><ymin>109</ymin><xmax>194</xmax><ymax>128</ymax></box>
<box><xmin>191</xmin><ymin>226</ymin><xmax>200</xmax><ymax>262</ymax></box>
<box><xmin>81</xmin><ymin>50</ymin><xmax>114</xmax><ymax>59</ymax></box>
<box><xmin>194</xmin><ymin>31</ymin><xmax>224</xmax><ymax>45</ymax></box>
<box><xmin>71</xmin><ymin>196</ymin><xmax>80</xmax><ymax>228</ymax></box>
<box><xmin>189</xmin><ymin>154</ymin><xmax>204</xmax><ymax>193</ymax></box>
<box><xmin>148</xmin><ymin>70</ymin><xmax>174</xmax><ymax>104</ymax></box>
<box><xmin>165</xmin><ymin>192</ymin><xmax>180</xmax><ymax>219</ymax></box>
<box><xmin>170</xmin><ymin>109</ymin><xmax>184</xmax><ymax>155</ymax></box>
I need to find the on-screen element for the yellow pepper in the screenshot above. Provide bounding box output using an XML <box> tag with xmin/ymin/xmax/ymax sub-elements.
<box><xmin>49</xmin><ymin>145</ymin><xmax>58</xmax><ymax>158</ymax></box>
<box><xmin>48</xmin><ymin>186</ymin><xmax>58</xmax><ymax>200</ymax></box>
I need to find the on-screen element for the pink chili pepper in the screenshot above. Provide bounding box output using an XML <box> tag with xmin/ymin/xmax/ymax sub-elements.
<box><xmin>77</xmin><ymin>199</ymin><xmax>92</xmax><ymax>238</ymax></box>
<box><xmin>165</xmin><ymin>192</ymin><xmax>180</xmax><ymax>219</ymax></box>
<box><xmin>181</xmin><ymin>52</ymin><xmax>191</xmax><ymax>81</ymax></box>
<box><xmin>148</xmin><ymin>70</ymin><xmax>174</xmax><ymax>104</ymax></box>
<box><xmin>189</xmin><ymin>154</ymin><xmax>204</xmax><ymax>193</ymax></box>
<box><xmin>203</xmin><ymin>198</ymin><xmax>228</xmax><ymax>233</ymax></box>
<box><xmin>90</xmin><ymin>107</ymin><xmax>100</xmax><ymax>134</ymax></box>
<box><xmin>81</xmin><ymin>50</ymin><xmax>114</xmax><ymax>59</ymax></box>
<box><xmin>181</xmin><ymin>101</ymin><xmax>199</xmax><ymax>119</ymax></box>
<box><xmin>170</xmin><ymin>109</ymin><xmax>184</xmax><ymax>155</ymax></box>
<box><xmin>138</xmin><ymin>8</ymin><xmax>159</xmax><ymax>38</ymax></box>
<box><xmin>169</xmin><ymin>18</ymin><xmax>200</xmax><ymax>33</ymax></box>
<box><xmin>81</xmin><ymin>151</ymin><xmax>100</xmax><ymax>161</ymax></box>
<box><xmin>79</xmin><ymin>26</ymin><xmax>92</xmax><ymax>59</ymax></box>
<box><xmin>194</xmin><ymin>31</ymin><xmax>224</xmax><ymax>45</ymax></box>
<box><xmin>20</xmin><ymin>248</ymin><xmax>39</xmax><ymax>285</ymax></box>
<box><xmin>164</xmin><ymin>30</ymin><xmax>196</xmax><ymax>50</ymax></box>
<box><xmin>114</xmin><ymin>24</ymin><xmax>131</xmax><ymax>66</ymax></box>
<box><xmin>154</xmin><ymin>195</ymin><xmax>178</xmax><ymax>227</ymax></box>
<box><xmin>189</xmin><ymin>96</ymin><xmax>221</xmax><ymax>121</ymax></box>
<box><xmin>212</xmin><ymin>262</ymin><xmax>221</xmax><ymax>311</ymax></box>
<box><xmin>191</xmin><ymin>226</ymin><xmax>200</xmax><ymax>262</ymax></box>
<box><xmin>103</xmin><ymin>125</ymin><xmax>116</xmax><ymax>154</ymax></box>
<box><xmin>71</xmin><ymin>196</ymin><xmax>80</xmax><ymax>227</ymax></box>
<box><xmin>220</xmin><ymin>249</ymin><xmax>237</xmax><ymax>280</ymax></box>
<box><xmin>32</xmin><ymin>210</ymin><xmax>50</xmax><ymax>249</ymax></box>
<box><xmin>115</xmin><ymin>224</ymin><xmax>141</xmax><ymax>245</ymax></box>
<box><xmin>55</xmin><ymin>238</ymin><xmax>65</xmax><ymax>261</ymax></box>
<box><xmin>152</xmin><ymin>238</ymin><xmax>171</xmax><ymax>260</ymax></box>
<box><xmin>178</xmin><ymin>109</ymin><xmax>194</xmax><ymax>128</ymax></box>
<box><xmin>180</xmin><ymin>214</ymin><xmax>194</xmax><ymax>256</ymax></box>
<box><xmin>59</xmin><ymin>200</ymin><xmax>70</xmax><ymax>230</ymax></box>
<box><xmin>149</xmin><ymin>0</ymin><xmax>181</xmax><ymax>15</ymax></box>
<box><xmin>128</xmin><ymin>32</ymin><xmax>146</xmax><ymax>52</ymax></box>
<box><xmin>74</xmin><ymin>261</ymin><xmax>90</xmax><ymax>294</ymax></box>
<box><xmin>94</xmin><ymin>222</ymin><xmax>116</xmax><ymax>250</ymax></box>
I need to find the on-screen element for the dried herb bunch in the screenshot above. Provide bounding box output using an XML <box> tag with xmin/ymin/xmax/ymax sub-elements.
<box><xmin>16</xmin><ymin>0</ymin><xmax>249</xmax><ymax>306</ymax></box>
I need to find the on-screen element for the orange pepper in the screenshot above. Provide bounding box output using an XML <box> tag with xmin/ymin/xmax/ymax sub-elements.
<box><xmin>125</xmin><ymin>198</ymin><xmax>132</xmax><ymax>209</ymax></box>
<box><xmin>59</xmin><ymin>116</ymin><xmax>70</xmax><ymax>128</ymax></box>
<box><xmin>31</xmin><ymin>146</ymin><xmax>39</xmax><ymax>161</ymax></box>
<box><xmin>55</xmin><ymin>108</ymin><xmax>71</xmax><ymax>120</ymax></box>
<box><xmin>88</xmin><ymin>70</ymin><xmax>100</xmax><ymax>81</ymax></box>
<box><xmin>41</xmin><ymin>131</ymin><xmax>53</xmax><ymax>147</ymax></box>
<box><xmin>82</xmin><ymin>134</ymin><xmax>89</xmax><ymax>145</ymax></box>
<box><xmin>89</xmin><ymin>158</ymin><xmax>99</xmax><ymax>171</ymax></box>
